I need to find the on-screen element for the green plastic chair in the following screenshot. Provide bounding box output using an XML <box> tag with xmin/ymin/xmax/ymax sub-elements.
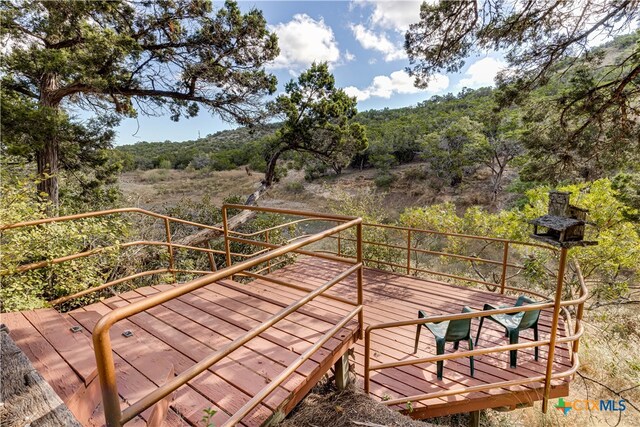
<box><xmin>475</xmin><ymin>295</ymin><xmax>540</xmax><ymax>368</ymax></box>
<box><xmin>413</xmin><ymin>306</ymin><xmax>475</xmax><ymax>380</ymax></box>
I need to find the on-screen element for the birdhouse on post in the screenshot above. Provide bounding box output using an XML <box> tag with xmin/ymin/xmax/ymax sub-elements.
<box><xmin>529</xmin><ymin>191</ymin><xmax>597</xmax><ymax>248</ymax></box>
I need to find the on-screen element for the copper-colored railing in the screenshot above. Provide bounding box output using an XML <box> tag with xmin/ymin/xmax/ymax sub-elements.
<box><xmin>362</xmin><ymin>253</ymin><xmax>586</xmax><ymax>415</ymax></box>
<box><xmin>2</xmin><ymin>205</ymin><xmax>586</xmax><ymax>422</ymax></box>
<box><xmin>2</xmin><ymin>206</ymin><xmax>365</xmax><ymax>426</ymax></box>
<box><xmin>0</xmin><ymin>208</ymin><xmax>234</xmax><ymax>304</ymax></box>
<box><xmin>88</xmin><ymin>206</ymin><xmax>364</xmax><ymax>427</ymax></box>
<box><xmin>209</xmin><ymin>212</ymin><xmax>586</xmax><ymax>414</ymax></box>
<box><xmin>327</xmin><ymin>222</ymin><xmax>558</xmax><ymax>294</ymax></box>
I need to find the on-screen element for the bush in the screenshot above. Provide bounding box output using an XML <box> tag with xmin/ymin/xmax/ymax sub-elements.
<box><xmin>139</xmin><ymin>168</ymin><xmax>171</xmax><ymax>183</ymax></box>
<box><xmin>374</xmin><ymin>173</ymin><xmax>395</xmax><ymax>188</ymax></box>
<box><xmin>285</xmin><ymin>181</ymin><xmax>305</xmax><ymax>193</ymax></box>
<box><xmin>0</xmin><ymin>163</ymin><xmax>129</xmax><ymax>312</ymax></box>
<box><xmin>403</xmin><ymin>167</ymin><xmax>428</xmax><ymax>181</ymax></box>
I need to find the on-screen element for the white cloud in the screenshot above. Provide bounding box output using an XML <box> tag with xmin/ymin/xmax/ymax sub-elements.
<box><xmin>355</xmin><ymin>0</ymin><xmax>424</xmax><ymax>33</ymax></box>
<box><xmin>345</xmin><ymin>50</ymin><xmax>356</xmax><ymax>62</ymax></box>
<box><xmin>269</xmin><ymin>14</ymin><xmax>341</xmax><ymax>71</ymax></box>
<box><xmin>350</xmin><ymin>24</ymin><xmax>406</xmax><ymax>61</ymax></box>
<box><xmin>345</xmin><ymin>70</ymin><xmax>449</xmax><ymax>101</ymax></box>
<box><xmin>458</xmin><ymin>57</ymin><xmax>507</xmax><ymax>89</ymax></box>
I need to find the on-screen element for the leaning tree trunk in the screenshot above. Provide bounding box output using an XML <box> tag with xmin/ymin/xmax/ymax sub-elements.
<box><xmin>37</xmin><ymin>73</ymin><xmax>60</xmax><ymax>213</ymax></box>
<box><xmin>176</xmin><ymin>151</ymin><xmax>287</xmax><ymax>247</ymax></box>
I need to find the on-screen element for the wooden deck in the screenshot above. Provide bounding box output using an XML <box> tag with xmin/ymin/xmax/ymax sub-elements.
<box><xmin>2</xmin><ymin>275</ymin><xmax>359</xmax><ymax>426</ymax></box>
<box><xmin>266</xmin><ymin>257</ymin><xmax>571</xmax><ymax>419</ymax></box>
<box><xmin>1</xmin><ymin>256</ymin><xmax>571</xmax><ymax>426</ymax></box>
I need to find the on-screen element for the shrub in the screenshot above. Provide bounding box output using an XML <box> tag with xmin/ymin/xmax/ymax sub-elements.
<box><xmin>374</xmin><ymin>173</ymin><xmax>395</xmax><ymax>188</ymax></box>
<box><xmin>285</xmin><ymin>181</ymin><xmax>305</xmax><ymax>193</ymax></box>
<box><xmin>0</xmin><ymin>163</ymin><xmax>129</xmax><ymax>312</ymax></box>
<box><xmin>403</xmin><ymin>167</ymin><xmax>428</xmax><ymax>181</ymax></box>
<box><xmin>139</xmin><ymin>168</ymin><xmax>171</xmax><ymax>183</ymax></box>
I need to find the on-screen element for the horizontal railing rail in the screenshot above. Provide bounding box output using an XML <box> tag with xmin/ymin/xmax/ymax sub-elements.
<box><xmin>92</xmin><ymin>211</ymin><xmax>364</xmax><ymax>427</ymax></box>
<box><xmin>320</xmin><ymin>222</ymin><xmax>559</xmax><ymax>295</ymax></box>
<box><xmin>363</xmin><ymin>256</ymin><xmax>587</xmax><ymax>413</ymax></box>
<box><xmin>0</xmin><ymin>208</ymin><xmax>241</xmax><ymax>304</ymax></box>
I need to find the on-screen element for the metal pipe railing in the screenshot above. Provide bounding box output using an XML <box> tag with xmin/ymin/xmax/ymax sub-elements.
<box><xmin>93</xmin><ymin>216</ymin><xmax>363</xmax><ymax>427</ymax></box>
<box><xmin>363</xmin><ymin>255</ymin><xmax>587</xmax><ymax>413</ymax></box>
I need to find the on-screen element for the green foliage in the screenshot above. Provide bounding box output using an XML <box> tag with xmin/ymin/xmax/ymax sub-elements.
<box><xmin>1</xmin><ymin>0</ymin><xmax>279</xmax><ymax>203</ymax></box>
<box><xmin>201</xmin><ymin>407</ymin><xmax>217</xmax><ymax>427</ymax></box>
<box><xmin>284</xmin><ymin>182</ymin><xmax>305</xmax><ymax>193</ymax></box>
<box><xmin>266</xmin><ymin>62</ymin><xmax>368</xmax><ymax>185</ymax></box>
<box><xmin>420</xmin><ymin>116</ymin><xmax>489</xmax><ymax>187</ymax></box>
<box><xmin>400</xmin><ymin>179</ymin><xmax>640</xmax><ymax>300</ymax></box>
<box><xmin>0</xmin><ymin>162</ymin><xmax>129</xmax><ymax>312</ymax></box>
<box><xmin>374</xmin><ymin>173</ymin><xmax>396</xmax><ymax>189</ymax></box>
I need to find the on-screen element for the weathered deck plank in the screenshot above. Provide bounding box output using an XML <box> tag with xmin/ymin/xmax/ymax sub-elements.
<box><xmin>264</xmin><ymin>256</ymin><xmax>572</xmax><ymax>419</ymax></box>
<box><xmin>2</xmin><ymin>255</ymin><xmax>571</xmax><ymax>425</ymax></box>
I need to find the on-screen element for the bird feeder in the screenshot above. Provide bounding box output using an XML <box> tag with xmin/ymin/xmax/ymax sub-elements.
<box><xmin>529</xmin><ymin>191</ymin><xmax>597</xmax><ymax>248</ymax></box>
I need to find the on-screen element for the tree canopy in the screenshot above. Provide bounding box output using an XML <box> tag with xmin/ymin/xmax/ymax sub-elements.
<box><xmin>406</xmin><ymin>1</ymin><xmax>640</xmax><ymax>181</ymax></box>
<box><xmin>264</xmin><ymin>62</ymin><xmax>368</xmax><ymax>186</ymax></box>
<box><xmin>1</xmin><ymin>0</ymin><xmax>279</xmax><ymax>208</ymax></box>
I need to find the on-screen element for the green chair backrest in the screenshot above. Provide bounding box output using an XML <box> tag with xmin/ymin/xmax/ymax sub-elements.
<box><xmin>514</xmin><ymin>296</ymin><xmax>540</xmax><ymax>330</ymax></box>
<box><xmin>444</xmin><ymin>306</ymin><xmax>473</xmax><ymax>341</ymax></box>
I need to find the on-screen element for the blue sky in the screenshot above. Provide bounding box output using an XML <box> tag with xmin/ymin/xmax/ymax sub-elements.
<box><xmin>113</xmin><ymin>1</ymin><xmax>506</xmax><ymax>146</ymax></box>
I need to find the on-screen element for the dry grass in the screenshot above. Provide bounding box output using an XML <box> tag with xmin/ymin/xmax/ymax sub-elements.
<box><xmin>277</xmin><ymin>378</ymin><xmax>435</xmax><ymax>427</ymax></box>
<box><xmin>117</xmin><ymin>166</ymin><xmax>640</xmax><ymax>427</ymax></box>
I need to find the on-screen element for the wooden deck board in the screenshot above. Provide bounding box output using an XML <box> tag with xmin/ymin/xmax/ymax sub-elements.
<box><xmin>3</xmin><ymin>255</ymin><xmax>572</xmax><ymax>425</ymax></box>
<box><xmin>262</xmin><ymin>256</ymin><xmax>572</xmax><ymax>418</ymax></box>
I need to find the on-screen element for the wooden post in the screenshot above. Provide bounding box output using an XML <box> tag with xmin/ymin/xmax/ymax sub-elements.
<box><xmin>542</xmin><ymin>247</ymin><xmax>568</xmax><ymax>412</ymax></box>
<box><xmin>500</xmin><ymin>241</ymin><xmax>509</xmax><ymax>294</ymax></box>
<box><xmin>469</xmin><ymin>410</ymin><xmax>480</xmax><ymax>427</ymax></box>
<box><xmin>337</xmin><ymin>231</ymin><xmax>341</xmax><ymax>256</ymax></box>
<box><xmin>406</xmin><ymin>229</ymin><xmax>412</xmax><ymax>275</ymax></box>
<box><xmin>204</xmin><ymin>241</ymin><xmax>217</xmax><ymax>272</ymax></box>
<box><xmin>222</xmin><ymin>206</ymin><xmax>232</xmax><ymax>268</ymax></box>
<box><xmin>334</xmin><ymin>353</ymin><xmax>350</xmax><ymax>390</ymax></box>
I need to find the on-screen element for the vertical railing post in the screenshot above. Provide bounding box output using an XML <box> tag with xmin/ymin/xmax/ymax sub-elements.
<box><xmin>542</xmin><ymin>247</ymin><xmax>568</xmax><ymax>413</ymax></box>
<box><xmin>205</xmin><ymin>241</ymin><xmax>217</xmax><ymax>272</ymax></box>
<box><xmin>356</xmin><ymin>222</ymin><xmax>364</xmax><ymax>339</ymax></box>
<box><xmin>93</xmin><ymin>323</ymin><xmax>122</xmax><ymax>427</ymax></box>
<box><xmin>337</xmin><ymin>231</ymin><xmax>342</xmax><ymax>256</ymax></box>
<box><xmin>364</xmin><ymin>328</ymin><xmax>371</xmax><ymax>394</ymax></box>
<box><xmin>265</xmin><ymin>230</ymin><xmax>272</xmax><ymax>273</ymax></box>
<box><xmin>164</xmin><ymin>218</ymin><xmax>176</xmax><ymax>282</ymax></box>
<box><xmin>500</xmin><ymin>241</ymin><xmax>509</xmax><ymax>294</ymax></box>
<box><xmin>222</xmin><ymin>206</ymin><xmax>231</xmax><ymax>268</ymax></box>
<box><xmin>406</xmin><ymin>229</ymin><xmax>412</xmax><ymax>275</ymax></box>
<box><xmin>573</xmin><ymin>261</ymin><xmax>585</xmax><ymax>354</ymax></box>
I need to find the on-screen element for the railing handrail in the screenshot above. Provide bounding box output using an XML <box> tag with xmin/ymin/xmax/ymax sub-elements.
<box><xmin>228</xmin><ymin>217</ymin><xmax>343</xmax><ymax>238</ymax></box>
<box><xmin>93</xmin><ymin>215</ymin><xmax>363</xmax><ymax>427</ymax></box>
<box><xmin>0</xmin><ymin>207</ymin><xmax>224</xmax><ymax>232</ymax></box>
<box><xmin>361</xmin><ymin>221</ymin><xmax>559</xmax><ymax>251</ymax></box>
<box><xmin>363</xmin><ymin>254</ymin><xmax>587</xmax><ymax>412</ymax></box>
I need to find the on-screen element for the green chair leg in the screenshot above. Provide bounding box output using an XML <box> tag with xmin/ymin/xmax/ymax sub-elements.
<box><xmin>453</xmin><ymin>340</ymin><xmax>460</xmax><ymax>350</ymax></box>
<box><xmin>414</xmin><ymin>310</ymin><xmax>427</xmax><ymax>353</ymax></box>
<box><xmin>508</xmin><ymin>329</ymin><xmax>519</xmax><ymax>368</ymax></box>
<box><xmin>475</xmin><ymin>316</ymin><xmax>484</xmax><ymax>345</ymax></box>
<box><xmin>468</xmin><ymin>338</ymin><xmax>474</xmax><ymax>377</ymax></box>
<box><xmin>533</xmin><ymin>323</ymin><xmax>539</xmax><ymax>361</ymax></box>
<box><xmin>436</xmin><ymin>339</ymin><xmax>445</xmax><ymax>380</ymax></box>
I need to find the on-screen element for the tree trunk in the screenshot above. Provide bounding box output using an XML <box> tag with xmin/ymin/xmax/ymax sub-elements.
<box><xmin>37</xmin><ymin>73</ymin><xmax>60</xmax><ymax>212</ymax></box>
<box><xmin>264</xmin><ymin>149</ymin><xmax>284</xmax><ymax>187</ymax></box>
